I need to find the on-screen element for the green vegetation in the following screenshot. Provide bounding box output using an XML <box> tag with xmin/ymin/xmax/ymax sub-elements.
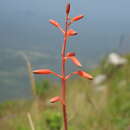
<box><xmin>0</xmin><ymin>53</ymin><xmax>130</xmax><ymax>130</ymax></box>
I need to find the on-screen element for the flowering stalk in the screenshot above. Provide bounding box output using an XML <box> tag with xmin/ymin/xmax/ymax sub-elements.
<box><xmin>60</xmin><ymin>3</ymin><xmax>70</xmax><ymax>130</ymax></box>
<box><xmin>32</xmin><ymin>2</ymin><xmax>93</xmax><ymax>130</ymax></box>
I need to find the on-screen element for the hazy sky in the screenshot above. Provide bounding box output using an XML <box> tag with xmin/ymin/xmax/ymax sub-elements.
<box><xmin>0</xmin><ymin>0</ymin><xmax>130</xmax><ymax>62</ymax></box>
<box><xmin>1</xmin><ymin>0</ymin><xmax>130</xmax><ymax>101</ymax></box>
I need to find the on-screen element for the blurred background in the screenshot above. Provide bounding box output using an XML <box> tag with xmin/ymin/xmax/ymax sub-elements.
<box><xmin>0</xmin><ymin>0</ymin><xmax>130</xmax><ymax>129</ymax></box>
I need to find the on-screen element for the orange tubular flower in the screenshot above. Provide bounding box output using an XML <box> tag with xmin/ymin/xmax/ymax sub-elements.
<box><xmin>49</xmin><ymin>19</ymin><xmax>61</xmax><ymax>28</ymax></box>
<box><xmin>66</xmin><ymin>70</ymin><xmax>93</xmax><ymax>80</ymax></box>
<box><xmin>74</xmin><ymin>70</ymin><xmax>93</xmax><ymax>80</ymax></box>
<box><xmin>65</xmin><ymin>52</ymin><xmax>82</xmax><ymax>67</ymax></box>
<box><xmin>67</xmin><ymin>29</ymin><xmax>78</xmax><ymax>36</ymax></box>
<box><xmin>49</xmin><ymin>19</ymin><xmax>65</xmax><ymax>34</ymax></box>
<box><xmin>69</xmin><ymin>56</ymin><xmax>82</xmax><ymax>67</ymax></box>
<box><xmin>33</xmin><ymin>69</ymin><xmax>62</xmax><ymax>79</ymax></box>
<box><xmin>64</xmin><ymin>53</ymin><xmax>82</xmax><ymax>67</ymax></box>
<box><xmin>50</xmin><ymin>96</ymin><xmax>65</xmax><ymax>105</ymax></box>
<box><xmin>71</xmin><ymin>15</ymin><xmax>84</xmax><ymax>22</ymax></box>
<box><xmin>33</xmin><ymin>69</ymin><xmax>52</xmax><ymax>74</ymax></box>
<box><xmin>50</xmin><ymin>96</ymin><xmax>61</xmax><ymax>103</ymax></box>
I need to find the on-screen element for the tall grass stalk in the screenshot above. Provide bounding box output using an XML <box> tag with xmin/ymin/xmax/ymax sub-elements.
<box><xmin>20</xmin><ymin>52</ymin><xmax>36</xmax><ymax>96</ymax></box>
<box><xmin>27</xmin><ymin>112</ymin><xmax>35</xmax><ymax>130</ymax></box>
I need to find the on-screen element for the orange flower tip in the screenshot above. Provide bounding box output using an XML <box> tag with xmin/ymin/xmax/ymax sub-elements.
<box><xmin>66</xmin><ymin>52</ymin><xmax>76</xmax><ymax>57</ymax></box>
<box><xmin>66</xmin><ymin>3</ymin><xmax>70</xmax><ymax>15</ymax></box>
<box><xmin>33</xmin><ymin>69</ymin><xmax>52</xmax><ymax>74</ymax></box>
<box><xmin>86</xmin><ymin>74</ymin><xmax>93</xmax><ymax>80</ymax></box>
<box><xmin>64</xmin><ymin>57</ymin><xmax>67</xmax><ymax>61</ymax></box>
<box><xmin>79</xmin><ymin>64</ymin><xmax>82</xmax><ymax>67</ymax></box>
<box><xmin>90</xmin><ymin>76</ymin><xmax>93</xmax><ymax>80</ymax></box>
<box><xmin>67</xmin><ymin>29</ymin><xmax>78</xmax><ymax>36</ymax></box>
<box><xmin>71</xmin><ymin>15</ymin><xmax>84</xmax><ymax>22</ymax></box>
<box><xmin>49</xmin><ymin>19</ymin><xmax>60</xmax><ymax>28</ymax></box>
<box><xmin>50</xmin><ymin>96</ymin><xmax>60</xmax><ymax>103</ymax></box>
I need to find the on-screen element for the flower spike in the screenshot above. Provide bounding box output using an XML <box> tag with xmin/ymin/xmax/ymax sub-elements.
<box><xmin>33</xmin><ymin>1</ymin><xmax>93</xmax><ymax>130</ymax></box>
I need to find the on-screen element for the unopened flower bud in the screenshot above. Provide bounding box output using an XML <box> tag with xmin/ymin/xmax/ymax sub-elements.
<box><xmin>66</xmin><ymin>3</ymin><xmax>70</xmax><ymax>15</ymax></box>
